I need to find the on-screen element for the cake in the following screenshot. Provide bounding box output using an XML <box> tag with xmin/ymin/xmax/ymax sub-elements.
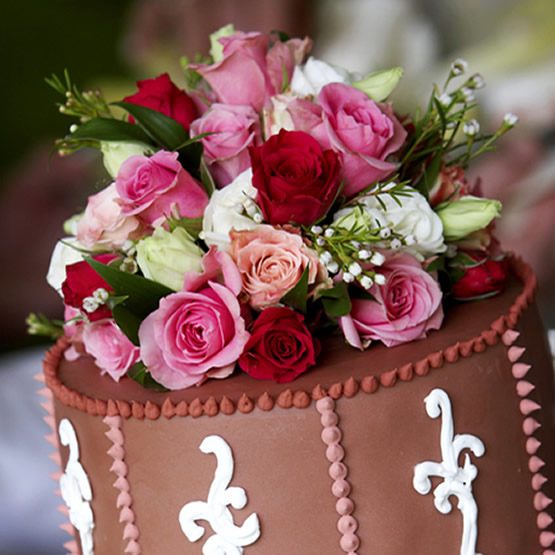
<box><xmin>32</xmin><ymin>25</ymin><xmax>555</xmax><ymax>555</ymax></box>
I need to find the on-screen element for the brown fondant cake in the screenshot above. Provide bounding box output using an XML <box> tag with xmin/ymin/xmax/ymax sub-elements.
<box><xmin>40</xmin><ymin>257</ymin><xmax>555</xmax><ymax>554</ymax></box>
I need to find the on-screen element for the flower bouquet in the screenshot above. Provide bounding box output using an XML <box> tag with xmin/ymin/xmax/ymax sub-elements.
<box><xmin>29</xmin><ymin>25</ymin><xmax>517</xmax><ymax>391</ymax></box>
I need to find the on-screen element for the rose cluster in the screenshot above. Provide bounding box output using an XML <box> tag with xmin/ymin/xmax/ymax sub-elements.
<box><xmin>41</xmin><ymin>25</ymin><xmax>511</xmax><ymax>390</ymax></box>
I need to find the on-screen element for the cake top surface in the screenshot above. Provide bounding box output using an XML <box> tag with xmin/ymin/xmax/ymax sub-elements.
<box><xmin>32</xmin><ymin>24</ymin><xmax>519</xmax><ymax>394</ymax></box>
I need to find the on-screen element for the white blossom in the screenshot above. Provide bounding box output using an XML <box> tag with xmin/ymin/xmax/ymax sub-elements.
<box><xmin>202</xmin><ymin>169</ymin><xmax>258</xmax><ymax>251</ymax></box>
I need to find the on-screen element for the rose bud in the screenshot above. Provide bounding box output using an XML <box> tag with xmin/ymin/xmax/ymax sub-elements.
<box><xmin>452</xmin><ymin>256</ymin><xmax>508</xmax><ymax>300</ymax></box>
<box><xmin>136</xmin><ymin>227</ymin><xmax>204</xmax><ymax>291</ymax></box>
<box><xmin>435</xmin><ymin>196</ymin><xmax>502</xmax><ymax>241</ymax></box>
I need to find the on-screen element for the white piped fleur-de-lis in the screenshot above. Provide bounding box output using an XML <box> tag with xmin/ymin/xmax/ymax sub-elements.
<box><xmin>413</xmin><ymin>389</ymin><xmax>485</xmax><ymax>555</ymax></box>
<box><xmin>179</xmin><ymin>435</ymin><xmax>260</xmax><ymax>554</ymax></box>
<box><xmin>58</xmin><ymin>418</ymin><xmax>95</xmax><ymax>555</ymax></box>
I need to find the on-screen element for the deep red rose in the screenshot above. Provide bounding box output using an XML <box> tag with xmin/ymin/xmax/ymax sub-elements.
<box><xmin>62</xmin><ymin>254</ymin><xmax>117</xmax><ymax>321</ymax></box>
<box><xmin>452</xmin><ymin>256</ymin><xmax>508</xmax><ymax>300</ymax></box>
<box><xmin>249</xmin><ymin>129</ymin><xmax>342</xmax><ymax>226</ymax></box>
<box><xmin>238</xmin><ymin>307</ymin><xmax>319</xmax><ymax>383</ymax></box>
<box><xmin>124</xmin><ymin>73</ymin><xmax>198</xmax><ymax>132</ymax></box>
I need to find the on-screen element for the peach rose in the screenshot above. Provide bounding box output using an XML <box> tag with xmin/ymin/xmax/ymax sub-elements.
<box><xmin>229</xmin><ymin>225</ymin><xmax>320</xmax><ymax>310</ymax></box>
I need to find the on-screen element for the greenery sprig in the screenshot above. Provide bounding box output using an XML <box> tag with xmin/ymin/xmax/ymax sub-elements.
<box><xmin>400</xmin><ymin>59</ymin><xmax>518</xmax><ymax>197</ymax></box>
<box><xmin>46</xmin><ymin>69</ymin><xmax>112</xmax><ymax>122</ymax></box>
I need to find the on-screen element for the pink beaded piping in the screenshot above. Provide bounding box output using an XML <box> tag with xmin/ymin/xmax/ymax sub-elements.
<box><xmin>316</xmin><ymin>396</ymin><xmax>360</xmax><ymax>554</ymax></box>
<box><xmin>502</xmin><ymin>329</ymin><xmax>555</xmax><ymax>553</ymax></box>
<box><xmin>103</xmin><ymin>415</ymin><xmax>141</xmax><ymax>554</ymax></box>
<box><xmin>36</xmin><ymin>367</ymin><xmax>80</xmax><ymax>555</ymax></box>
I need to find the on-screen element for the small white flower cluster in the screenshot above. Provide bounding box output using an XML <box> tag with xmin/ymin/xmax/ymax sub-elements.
<box><xmin>463</xmin><ymin>119</ymin><xmax>480</xmax><ymax>137</ymax></box>
<box><xmin>120</xmin><ymin>241</ymin><xmax>138</xmax><ymax>273</ymax></box>
<box><xmin>311</xmin><ymin>225</ymin><xmax>387</xmax><ymax>289</ymax></box>
<box><xmin>82</xmin><ymin>288</ymin><xmax>110</xmax><ymax>314</ymax></box>
<box><xmin>239</xmin><ymin>195</ymin><xmax>263</xmax><ymax>224</ymax></box>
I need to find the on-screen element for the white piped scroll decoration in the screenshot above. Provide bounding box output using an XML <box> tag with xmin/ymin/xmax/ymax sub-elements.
<box><xmin>58</xmin><ymin>418</ymin><xmax>95</xmax><ymax>555</ymax></box>
<box><xmin>179</xmin><ymin>435</ymin><xmax>260</xmax><ymax>554</ymax></box>
<box><xmin>413</xmin><ymin>389</ymin><xmax>485</xmax><ymax>555</ymax></box>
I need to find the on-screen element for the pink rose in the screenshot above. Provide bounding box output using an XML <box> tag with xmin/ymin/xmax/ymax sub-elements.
<box><xmin>115</xmin><ymin>150</ymin><xmax>208</xmax><ymax>225</ymax></box>
<box><xmin>139</xmin><ymin>249</ymin><xmax>249</xmax><ymax>390</ymax></box>
<box><xmin>82</xmin><ymin>320</ymin><xmax>140</xmax><ymax>382</ymax></box>
<box><xmin>190</xmin><ymin>103</ymin><xmax>260</xmax><ymax>187</ymax></box>
<box><xmin>77</xmin><ymin>183</ymin><xmax>141</xmax><ymax>248</ymax></box>
<box><xmin>192</xmin><ymin>32</ymin><xmax>311</xmax><ymax>112</ymax></box>
<box><xmin>265</xmin><ymin>37</ymin><xmax>312</xmax><ymax>94</ymax></box>
<box><xmin>229</xmin><ymin>226</ymin><xmax>321</xmax><ymax>310</ymax></box>
<box><xmin>340</xmin><ymin>253</ymin><xmax>443</xmax><ymax>348</ymax></box>
<box><xmin>193</xmin><ymin>32</ymin><xmax>271</xmax><ymax>111</ymax></box>
<box><xmin>294</xmin><ymin>83</ymin><xmax>406</xmax><ymax>197</ymax></box>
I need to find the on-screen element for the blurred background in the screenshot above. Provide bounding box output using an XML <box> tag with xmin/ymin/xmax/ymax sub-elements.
<box><xmin>0</xmin><ymin>0</ymin><xmax>554</xmax><ymax>553</ymax></box>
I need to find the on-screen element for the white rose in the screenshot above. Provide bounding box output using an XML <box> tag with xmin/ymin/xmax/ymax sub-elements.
<box><xmin>101</xmin><ymin>141</ymin><xmax>152</xmax><ymax>179</ymax></box>
<box><xmin>263</xmin><ymin>94</ymin><xmax>296</xmax><ymax>137</ymax></box>
<box><xmin>201</xmin><ymin>168</ymin><xmax>258</xmax><ymax>250</ymax></box>
<box><xmin>46</xmin><ymin>238</ymin><xmax>85</xmax><ymax>296</ymax></box>
<box><xmin>334</xmin><ymin>187</ymin><xmax>446</xmax><ymax>258</ymax></box>
<box><xmin>291</xmin><ymin>57</ymin><xmax>351</xmax><ymax>97</ymax></box>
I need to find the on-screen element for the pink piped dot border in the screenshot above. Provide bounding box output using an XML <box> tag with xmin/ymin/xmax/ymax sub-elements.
<box><xmin>502</xmin><ymin>329</ymin><xmax>554</xmax><ymax>553</ymax></box>
<box><xmin>316</xmin><ymin>396</ymin><xmax>360</xmax><ymax>554</ymax></box>
<box><xmin>103</xmin><ymin>415</ymin><xmax>141</xmax><ymax>554</ymax></box>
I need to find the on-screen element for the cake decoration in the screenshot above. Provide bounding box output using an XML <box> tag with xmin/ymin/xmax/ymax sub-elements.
<box><xmin>502</xmin><ymin>328</ymin><xmax>555</xmax><ymax>552</ymax></box>
<box><xmin>316</xmin><ymin>396</ymin><xmax>360</xmax><ymax>554</ymax></box>
<box><xmin>178</xmin><ymin>435</ymin><xmax>261</xmax><ymax>553</ymax></box>
<box><xmin>102</xmin><ymin>415</ymin><xmax>141</xmax><ymax>554</ymax></box>
<box><xmin>413</xmin><ymin>388</ymin><xmax>485</xmax><ymax>555</ymax></box>
<box><xmin>58</xmin><ymin>418</ymin><xmax>95</xmax><ymax>555</ymax></box>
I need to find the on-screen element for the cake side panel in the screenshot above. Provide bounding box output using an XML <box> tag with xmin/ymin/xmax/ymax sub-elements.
<box><xmin>54</xmin><ymin>400</ymin><xmax>126</xmax><ymax>555</ymax></box>
<box><xmin>122</xmin><ymin>406</ymin><xmax>341</xmax><ymax>554</ymax></box>
<box><xmin>340</xmin><ymin>339</ymin><xmax>540</xmax><ymax>554</ymax></box>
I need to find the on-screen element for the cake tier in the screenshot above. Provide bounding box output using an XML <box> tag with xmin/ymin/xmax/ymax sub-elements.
<box><xmin>43</xmin><ymin>258</ymin><xmax>555</xmax><ymax>554</ymax></box>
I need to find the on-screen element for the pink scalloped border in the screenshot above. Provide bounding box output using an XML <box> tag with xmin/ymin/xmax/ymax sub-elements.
<box><xmin>316</xmin><ymin>396</ymin><xmax>360</xmax><ymax>554</ymax></box>
<box><xmin>502</xmin><ymin>329</ymin><xmax>555</xmax><ymax>553</ymax></box>
<box><xmin>43</xmin><ymin>256</ymin><xmax>538</xmax><ymax>420</ymax></box>
<box><xmin>35</xmin><ymin>369</ymin><xmax>79</xmax><ymax>555</ymax></box>
<box><xmin>103</xmin><ymin>415</ymin><xmax>141</xmax><ymax>554</ymax></box>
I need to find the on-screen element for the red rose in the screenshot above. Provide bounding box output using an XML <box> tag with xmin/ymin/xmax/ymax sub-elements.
<box><xmin>452</xmin><ymin>256</ymin><xmax>508</xmax><ymax>300</ymax></box>
<box><xmin>62</xmin><ymin>254</ymin><xmax>117</xmax><ymax>321</ymax></box>
<box><xmin>124</xmin><ymin>73</ymin><xmax>198</xmax><ymax>132</ymax></box>
<box><xmin>238</xmin><ymin>307</ymin><xmax>319</xmax><ymax>383</ymax></box>
<box><xmin>249</xmin><ymin>129</ymin><xmax>342</xmax><ymax>226</ymax></box>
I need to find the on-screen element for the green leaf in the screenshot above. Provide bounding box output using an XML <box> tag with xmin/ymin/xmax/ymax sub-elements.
<box><xmin>318</xmin><ymin>282</ymin><xmax>352</xmax><ymax>319</ymax></box>
<box><xmin>200</xmin><ymin>157</ymin><xmax>216</xmax><ymax>196</ymax></box>
<box><xmin>281</xmin><ymin>266</ymin><xmax>309</xmax><ymax>313</ymax></box>
<box><xmin>178</xmin><ymin>140</ymin><xmax>203</xmax><ymax>177</ymax></box>
<box><xmin>68</xmin><ymin>117</ymin><xmax>151</xmax><ymax>143</ymax></box>
<box><xmin>418</xmin><ymin>151</ymin><xmax>442</xmax><ymax>197</ymax></box>
<box><xmin>271</xmin><ymin>29</ymin><xmax>291</xmax><ymax>42</ymax></box>
<box><xmin>127</xmin><ymin>362</ymin><xmax>168</xmax><ymax>391</ymax></box>
<box><xmin>168</xmin><ymin>216</ymin><xmax>203</xmax><ymax>239</ymax></box>
<box><xmin>86</xmin><ymin>257</ymin><xmax>172</xmax><ymax>317</ymax></box>
<box><xmin>426</xmin><ymin>255</ymin><xmax>446</xmax><ymax>273</ymax></box>
<box><xmin>113</xmin><ymin>101</ymin><xmax>188</xmax><ymax>150</ymax></box>
<box><xmin>112</xmin><ymin>304</ymin><xmax>142</xmax><ymax>345</ymax></box>
<box><xmin>175</xmin><ymin>132</ymin><xmax>215</xmax><ymax>151</ymax></box>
